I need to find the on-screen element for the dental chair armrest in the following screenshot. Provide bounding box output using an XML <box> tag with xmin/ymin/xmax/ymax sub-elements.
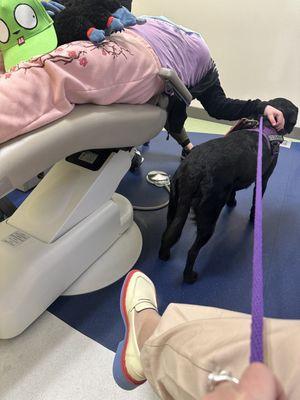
<box><xmin>159</xmin><ymin>68</ymin><xmax>193</xmax><ymax>106</ymax></box>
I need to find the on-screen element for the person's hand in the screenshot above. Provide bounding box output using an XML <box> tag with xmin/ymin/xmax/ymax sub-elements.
<box><xmin>203</xmin><ymin>363</ymin><xmax>286</xmax><ymax>400</ymax></box>
<box><xmin>264</xmin><ymin>105</ymin><xmax>285</xmax><ymax>131</ymax></box>
<box><xmin>42</xmin><ymin>1</ymin><xmax>65</xmax><ymax>17</ymax></box>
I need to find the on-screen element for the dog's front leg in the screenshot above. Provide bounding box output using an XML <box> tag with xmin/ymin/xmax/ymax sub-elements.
<box><xmin>250</xmin><ymin>182</ymin><xmax>267</xmax><ymax>223</ymax></box>
<box><xmin>250</xmin><ymin>158</ymin><xmax>278</xmax><ymax>222</ymax></box>
<box><xmin>226</xmin><ymin>190</ymin><xmax>237</xmax><ymax>208</ymax></box>
<box><xmin>250</xmin><ymin>186</ymin><xmax>257</xmax><ymax>223</ymax></box>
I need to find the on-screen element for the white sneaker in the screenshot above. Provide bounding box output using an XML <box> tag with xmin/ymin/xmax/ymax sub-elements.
<box><xmin>113</xmin><ymin>270</ymin><xmax>158</xmax><ymax>390</ymax></box>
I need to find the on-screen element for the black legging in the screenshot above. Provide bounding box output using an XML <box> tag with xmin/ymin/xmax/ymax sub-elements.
<box><xmin>121</xmin><ymin>0</ymin><xmax>132</xmax><ymax>11</ymax></box>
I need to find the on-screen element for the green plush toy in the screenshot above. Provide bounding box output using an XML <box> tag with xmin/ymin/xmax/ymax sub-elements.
<box><xmin>0</xmin><ymin>0</ymin><xmax>57</xmax><ymax>71</ymax></box>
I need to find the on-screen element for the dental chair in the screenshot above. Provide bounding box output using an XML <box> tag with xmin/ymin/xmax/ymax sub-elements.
<box><xmin>0</xmin><ymin>69</ymin><xmax>192</xmax><ymax>339</ymax></box>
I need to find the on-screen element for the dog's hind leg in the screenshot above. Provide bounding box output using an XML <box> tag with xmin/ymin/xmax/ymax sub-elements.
<box><xmin>183</xmin><ymin>198</ymin><xmax>226</xmax><ymax>283</ymax></box>
<box><xmin>159</xmin><ymin>199</ymin><xmax>191</xmax><ymax>261</ymax></box>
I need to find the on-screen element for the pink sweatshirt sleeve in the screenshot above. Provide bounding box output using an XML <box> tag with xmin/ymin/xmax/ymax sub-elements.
<box><xmin>0</xmin><ymin>31</ymin><xmax>163</xmax><ymax>145</ymax></box>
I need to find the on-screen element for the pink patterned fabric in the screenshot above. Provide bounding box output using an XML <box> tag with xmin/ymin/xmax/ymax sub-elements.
<box><xmin>0</xmin><ymin>31</ymin><xmax>163</xmax><ymax>144</ymax></box>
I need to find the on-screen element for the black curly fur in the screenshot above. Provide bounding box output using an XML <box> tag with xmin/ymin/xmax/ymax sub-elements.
<box><xmin>54</xmin><ymin>0</ymin><xmax>122</xmax><ymax>45</ymax></box>
<box><xmin>159</xmin><ymin>98</ymin><xmax>298</xmax><ymax>283</ymax></box>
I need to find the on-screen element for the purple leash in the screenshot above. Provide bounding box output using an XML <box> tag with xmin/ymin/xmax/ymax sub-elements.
<box><xmin>250</xmin><ymin>116</ymin><xmax>264</xmax><ymax>363</ymax></box>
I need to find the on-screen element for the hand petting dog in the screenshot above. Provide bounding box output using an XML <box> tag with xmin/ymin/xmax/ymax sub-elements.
<box><xmin>264</xmin><ymin>105</ymin><xmax>285</xmax><ymax>131</ymax></box>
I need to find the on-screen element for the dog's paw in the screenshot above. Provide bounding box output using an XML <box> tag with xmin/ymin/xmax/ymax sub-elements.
<box><xmin>226</xmin><ymin>199</ymin><xmax>237</xmax><ymax>208</ymax></box>
<box><xmin>183</xmin><ymin>271</ymin><xmax>198</xmax><ymax>284</ymax></box>
<box><xmin>159</xmin><ymin>248</ymin><xmax>170</xmax><ymax>261</ymax></box>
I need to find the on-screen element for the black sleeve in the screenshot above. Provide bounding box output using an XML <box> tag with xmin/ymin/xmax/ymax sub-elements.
<box><xmin>196</xmin><ymin>78</ymin><xmax>268</xmax><ymax>121</ymax></box>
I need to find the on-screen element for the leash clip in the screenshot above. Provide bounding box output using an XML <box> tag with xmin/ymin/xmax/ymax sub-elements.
<box><xmin>269</xmin><ymin>134</ymin><xmax>284</xmax><ymax>143</ymax></box>
<box><xmin>269</xmin><ymin>134</ymin><xmax>284</xmax><ymax>156</ymax></box>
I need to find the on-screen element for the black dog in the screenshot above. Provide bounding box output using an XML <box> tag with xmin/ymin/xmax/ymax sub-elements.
<box><xmin>159</xmin><ymin>98</ymin><xmax>298</xmax><ymax>283</ymax></box>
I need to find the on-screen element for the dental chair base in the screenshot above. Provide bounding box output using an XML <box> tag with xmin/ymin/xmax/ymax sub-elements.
<box><xmin>0</xmin><ymin>68</ymin><xmax>192</xmax><ymax>340</ymax></box>
<box><xmin>0</xmin><ymin>149</ymin><xmax>141</xmax><ymax>339</ymax></box>
<box><xmin>64</xmin><ymin>217</ymin><xmax>142</xmax><ymax>296</ymax></box>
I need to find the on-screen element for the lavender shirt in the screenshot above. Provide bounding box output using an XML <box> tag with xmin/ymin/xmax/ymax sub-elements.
<box><xmin>130</xmin><ymin>17</ymin><xmax>213</xmax><ymax>88</ymax></box>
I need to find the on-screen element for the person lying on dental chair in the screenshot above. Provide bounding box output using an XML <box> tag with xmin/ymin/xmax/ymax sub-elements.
<box><xmin>0</xmin><ymin>0</ymin><xmax>285</xmax><ymax>147</ymax></box>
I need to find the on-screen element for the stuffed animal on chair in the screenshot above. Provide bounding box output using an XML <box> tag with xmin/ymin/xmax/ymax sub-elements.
<box><xmin>51</xmin><ymin>0</ymin><xmax>146</xmax><ymax>45</ymax></box>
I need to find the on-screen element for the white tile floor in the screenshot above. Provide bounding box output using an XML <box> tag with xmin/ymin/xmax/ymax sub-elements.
<box><xmin>0</xmin><ymin>312</ymin><xmax>158</xmax><ymax>400</ymax></box>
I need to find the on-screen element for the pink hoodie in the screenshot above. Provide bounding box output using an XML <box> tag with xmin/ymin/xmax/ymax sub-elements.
<box><xmin>0</xmin><ymin>30</ymin><xmax>163</xmax><ymax>144</ymax></box>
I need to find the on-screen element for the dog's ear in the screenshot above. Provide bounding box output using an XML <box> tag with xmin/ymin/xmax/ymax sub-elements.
<box><xmin>267</xmin><ymin>98</ymin><xmax>298</xmax><ymax>134</ymax></box>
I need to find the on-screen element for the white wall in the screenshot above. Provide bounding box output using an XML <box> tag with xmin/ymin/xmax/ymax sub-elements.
<box><xmin>133</xmin><ymin>0</ymin><xmax>300</xmax><ymax>126</ymax></box>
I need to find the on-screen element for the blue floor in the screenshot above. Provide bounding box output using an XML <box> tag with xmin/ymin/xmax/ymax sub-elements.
<box><xmin>9</xmin><ymin>132</ymin><xmax>300</xmax><ymax>352</ymax></box>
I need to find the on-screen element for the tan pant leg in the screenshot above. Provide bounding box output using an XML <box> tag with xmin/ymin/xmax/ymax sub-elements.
<box><xmin>141</xmin><ymin>304</ymin><xmax>300</xmax><ymax>400</ymax></box>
